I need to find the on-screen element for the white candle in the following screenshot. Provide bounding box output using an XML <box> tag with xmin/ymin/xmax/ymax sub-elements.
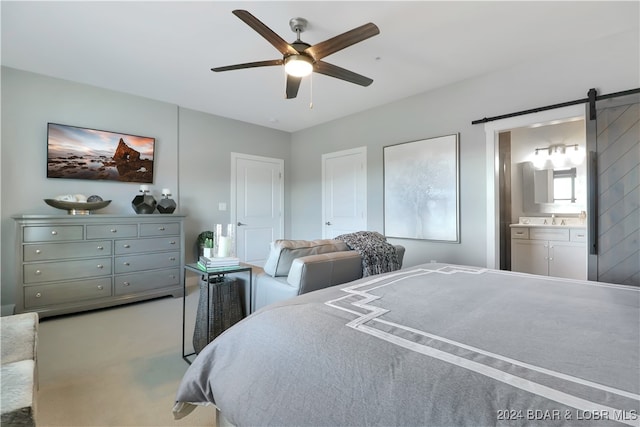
<box><xmin>139</xmin><ymin>184</ymin><xmax>149</xmax><ymax>192</ymax></box>
<box><xmin>217</xmin><ymin>236</ymin><xmax>230</xmax><ymax>258</ymax></box>
<box><xmin>162</xmin><ymin>188</ymin><xmax>171</xmax><ymax>196</ymax></box>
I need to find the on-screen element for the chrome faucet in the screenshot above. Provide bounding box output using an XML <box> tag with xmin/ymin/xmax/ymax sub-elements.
<box><xmin>551</xmin><ymin>214</ymin><xmax>556</xmax><ymax>225</ymax></box>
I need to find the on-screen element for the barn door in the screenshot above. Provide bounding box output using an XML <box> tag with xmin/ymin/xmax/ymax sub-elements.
<box><xmin>587</xmin><ymin>93</ymin><xmax>639</xmax><ymax>286</ymax></box>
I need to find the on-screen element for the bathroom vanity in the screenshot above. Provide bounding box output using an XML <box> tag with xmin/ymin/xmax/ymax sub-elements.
<box><xmin>511</xmin><ymin>217</ymin><xmax>587</xmax><ymax>280</ymax></box>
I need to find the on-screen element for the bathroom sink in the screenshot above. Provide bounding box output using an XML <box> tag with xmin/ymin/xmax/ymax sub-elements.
<box><xmin>511</xmin><ymin>216</ymin><xmax>585</xmax><ymax>228</ymax></box>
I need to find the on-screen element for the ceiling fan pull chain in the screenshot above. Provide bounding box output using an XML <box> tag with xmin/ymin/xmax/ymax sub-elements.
<box><xmin>308</xmin><ymin>73</ymin><xmax>313</xmax><ymax>108</ymax></box>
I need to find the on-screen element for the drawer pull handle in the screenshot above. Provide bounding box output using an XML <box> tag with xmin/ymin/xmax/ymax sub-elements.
<box><xmin>35</xmin><ymin>292</ymin><xmax>42</xmax><ymax>298</ymax></box>
<box><xmin>35</xmin><ymin>249</ymin><xmax>41</xmax><ymax>254</ymax></box>
<box><xmin>51</xmin><ymin>230</ymin><xmax>58</xmax><ymax>236</ymax></box>
<box><xmin>35</xmin><ymin>270</ymin><xmax>41</xmax><ymax>275</ymax></box>
<box><xmin>97</xmin><ymin>285</ymin><xmax>104</xmax><ymax>291</ymax></box>
<box><xmin>170</xmin><ymin>241</ymin><xmax>176</xmax><ymax>245</ymax></box>
<box><xmin>123</xmin><ymin>262</ymin><xmax>130</xmax><ymax>266</ymax></box>
<box><xmin>158</xmin><ymin>226</ymin><xmax>166</xmax><ymax>231</ymax></box>
<box><xmin>169</xmin><ymin>257</ymin><xmax>176</xmax><ymax>261</ymax></box>
<box><xmin>123</xmin><ymin>282</ymin><xmax>130</xmax><ymax>287</ymax></box>
<box><xmin>170</xmin><ymin>275</ymin><xmax>176</xmax><ymax>279</ymax></box>
<box><xmin>97</xmin><ymin>264</ymin><xmax>104</xmax><ymax>269</ymax></box>
<box><xmin>549</xmin><ymin>257</ymin><xmax>553</xmax><ymax>261</ymax></box>
<box><xmin>110</xmin><ymin>229</ymin><xmax>117</xmax><ymax>233</ymax></box>
<box><xmin>123</xmin><ymin>244</ymin><xmax>131</xmax><ymax>248</ymax></box>
<box><xmin>97</xmin><ymin>246</ymin><xmax>104</xmax><ymax>250</ymax></box>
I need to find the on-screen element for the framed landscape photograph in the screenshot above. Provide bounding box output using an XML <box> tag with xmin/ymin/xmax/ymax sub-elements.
<box><xmin>384</xmin><ymin>134</ymin><xmax>460</xmax><ymax>242</ymax></box>
<box><xmin>47</xmin><ymin>123</ymin><xmax>155</xmax><ymax>183</ymax></box>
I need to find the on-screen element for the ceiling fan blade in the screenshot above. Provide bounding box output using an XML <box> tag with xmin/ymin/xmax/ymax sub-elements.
<box><xmin>232</xmin><ymin>10</ymin><xmax>298</xmax><ymax>56</ymax></box>
<box><xmin>285</xmin><ymin>75</ymin><xmax>302</xmax><ymax>99</ymax></box>
<box><xmin>211</xmin><ymin>59</ymin><xmax>283</xmax><ymax>72</ymax></box>
<box><xmin>314</xmin><ymin>61</ymin><xmax>373</xmax><ymax>87</ymax></box>
<box><xmin>305</xmin><ymin>23</ymin><xmax>379</xmax><ymax>61</ymax></box>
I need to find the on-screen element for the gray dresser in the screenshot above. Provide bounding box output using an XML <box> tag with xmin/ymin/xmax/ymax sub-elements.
<box><xmin>13</xmin><ymin>214</ymin><xmax>185</xmax><ymax>318</ymax></box>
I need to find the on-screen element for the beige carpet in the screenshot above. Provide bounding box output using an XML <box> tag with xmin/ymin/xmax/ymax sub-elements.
<box><xmin>36</xmin><ymin>282</ymin><xmax>217</xmax><ymax>426</ymax></box>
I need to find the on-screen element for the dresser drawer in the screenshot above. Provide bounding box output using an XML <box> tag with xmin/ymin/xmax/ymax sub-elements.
<box><xmin>530</xmin><ymin>228</ymin><xmax>570</xmax><ymax>241</ymax></box>
<box><xmin>140</xmin><ymin>222</ymin><xmax>180</xmax><ymax>237</ymax></box>
<box><xmin>23</xmin><ymin>225</ymin><xmax>83</xmax><ymax>242</ymax></box>
<box><xmin>24</xmin><ymin>278</ymin><xmax>112</xmax><ymax>308</ymax></box>
<box><xmin>86</xmin><ymin>224</ymin><xmax>137</xmax><ymax>239</ymax></box>
<box><xmin>114</xmin><ymin>237</ymin><xmax>180</xmax><ymax>255</ymax></box>
<box><xmin>24</xmin><ymin>257</ymin><xmax>112</xmax><ymax>284</ymax></box>
<box><xmin>24</xmin><ymin>241</ymin><xmax>112</xmax><ymax>262</ymax></box>
<box><xmin>114</xmin><ymin>251</ymin><xmax>180</xmax><ymax>274</ymax></box>
<box><xmin>510</xmin><ymin>227</ymin><xmax>529</xmax><ymax>239</ymax></box>
<box><xmin>570</xmin><ymin>229</ymin><xmax>587</xmax><ymax>242</ymax></box>
<box><xmin>115</xmin><ymin>268</ymin><xmax>180</xmax><ymax>295</ymax></box>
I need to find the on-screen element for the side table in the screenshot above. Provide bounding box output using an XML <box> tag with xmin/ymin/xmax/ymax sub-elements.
<box><xmin>182</xmin><ymin>263</ymin><xmax>252</xmax><ymax>364</ymax></box>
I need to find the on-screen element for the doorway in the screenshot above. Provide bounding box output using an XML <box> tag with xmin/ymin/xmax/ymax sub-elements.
<box><xmin>484</xmin><ymin>105</ymin><xmax>586</xmax><ymax>269</ymax></box>
<box><xmin>231</xmin><ymin>153</ymin><xmax>284</xmax><ymax>266</ymax></box>
<box><xmin>321</xmin><ymin>147</ymin><xmax>367</xmax><ymax>238</ymax></box>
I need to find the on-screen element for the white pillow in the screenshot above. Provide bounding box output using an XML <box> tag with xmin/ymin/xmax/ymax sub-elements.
<box><xmin>263</xmin><ymin>239</ymin><xmax>349</xmax><ymax>277</ymax></box>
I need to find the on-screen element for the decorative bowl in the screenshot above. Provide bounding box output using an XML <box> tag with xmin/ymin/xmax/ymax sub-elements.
<box><xmin>44</xmin><ymin>199</ymin><xmax>111</xmax><ymax>215</ymax></box>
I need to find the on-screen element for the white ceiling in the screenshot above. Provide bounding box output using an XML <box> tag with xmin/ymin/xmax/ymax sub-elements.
<box><xmin>2</xmin><ymin>1</ymin><xmax>638</xmax><ymax>133</ymax></box>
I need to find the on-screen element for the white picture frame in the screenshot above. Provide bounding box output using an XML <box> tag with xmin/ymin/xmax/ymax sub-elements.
<box><xmin>384</xmin><ymin>134</ymin><xmax>460</xmax><ymax>242</ymax></box>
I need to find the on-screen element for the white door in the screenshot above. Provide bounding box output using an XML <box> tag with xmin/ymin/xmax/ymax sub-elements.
<box><xmin>231</xmin><ymin>153</ymin><xmax>284</xmax><ymax>267</ymax></box>
<box><xmin>322</xmin><ymin>147</ymin><xmax>367</xmax><ymax>238</ymax></box>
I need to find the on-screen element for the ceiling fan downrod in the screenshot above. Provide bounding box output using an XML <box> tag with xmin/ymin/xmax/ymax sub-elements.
<box><xmin>289</xmin><ymin>17</ymin><xmax>308</xmax><ymax>42</ymax></box>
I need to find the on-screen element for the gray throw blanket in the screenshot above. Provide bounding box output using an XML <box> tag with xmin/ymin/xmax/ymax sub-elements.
<box><xmin>335</xmin><ymin>231</ymin><xmax>400</xmax><ymax>277</ymax></box>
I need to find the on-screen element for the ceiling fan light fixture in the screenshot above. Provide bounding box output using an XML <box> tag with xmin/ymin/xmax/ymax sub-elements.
<box><xmin>284</xmin><ymin>55</ymin><xmax>313</xmax><ymax>77</ymax></box>
<box><xmin>212</xmin><ymin>10</ymin><xmax>379</xmax><ymax>99</ymax></box>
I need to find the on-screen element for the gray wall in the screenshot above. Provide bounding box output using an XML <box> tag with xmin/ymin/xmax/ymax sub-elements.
<box><xmin>177</xmin><ymin>107</ymin><xmax>291</xmax><ymax>262</ymax></box>
<box><xmin>0</xmin><ymin>67</ymin><xmax>290</xmax><ymax>309</ymax></box>
<box><xmin>2</xmin><ymin>28</ymin><xmax>638</xmax><ymax>309</ymax></box>
<box><xmin>290</xmin><ymin>30</ymin><xmax>639</xmax><ymax>268</ymax></box>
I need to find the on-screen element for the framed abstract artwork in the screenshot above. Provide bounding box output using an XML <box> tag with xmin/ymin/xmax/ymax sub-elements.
<box><xmin>384</xmin><ymin>134</ymin><xmax>460</xmax><ymax>242</ymax></box>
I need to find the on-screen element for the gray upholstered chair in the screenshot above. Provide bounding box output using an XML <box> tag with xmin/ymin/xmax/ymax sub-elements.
<box><xmin>253</xmin><ymin>239</ymin><xmax>405</xmax><ymax>311</ymax></box>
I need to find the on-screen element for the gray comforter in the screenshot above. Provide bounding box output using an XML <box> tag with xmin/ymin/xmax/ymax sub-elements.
<box><xmin>174</xmin><ymin>263</ymin><xmax>640</xmax><ymax>426</ymax></box>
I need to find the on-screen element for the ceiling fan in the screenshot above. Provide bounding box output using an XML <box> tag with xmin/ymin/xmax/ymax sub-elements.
<box><xmin>211</xmin><ymin>10</ymin><xmax>380</xmax><ymax>99</ymax></box>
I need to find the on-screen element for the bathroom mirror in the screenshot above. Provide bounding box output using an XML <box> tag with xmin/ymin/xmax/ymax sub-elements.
<box><xmin>520</xmin><ymin>161</ymin><xmax>583</xmax><ymax>214</ymax></box>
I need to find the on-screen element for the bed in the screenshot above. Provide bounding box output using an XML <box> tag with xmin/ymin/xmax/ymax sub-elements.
<box><xmin>173</xmin><ymin>263</ymin><xmax>640</xmax><ymax>426</ymax></box>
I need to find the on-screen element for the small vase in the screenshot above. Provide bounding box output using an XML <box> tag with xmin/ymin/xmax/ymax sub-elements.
<box><xmin>157</xmin><ymin>192</ymin><xmax>176</xmax><ymax>214</ymax></box>
<box><xmin>131</xmin><ymin>190</ymin><xmax>157</xmax><ymax>214</ymax></box>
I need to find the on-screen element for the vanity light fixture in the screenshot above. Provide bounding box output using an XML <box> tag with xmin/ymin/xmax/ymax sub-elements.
<box><xmin>534</xmin><ymin>144</ymin><xmax>579</xmax><ymax>156</ymax></box>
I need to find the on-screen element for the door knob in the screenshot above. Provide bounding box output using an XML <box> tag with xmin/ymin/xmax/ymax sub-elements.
<box><xmin>325</xmin><ymin>221</ymin><xmax>332</xmax><ymax>226</ymax></box>
<box><xmin>237</xmin><ymin>222</ymin><xmax>247</xmax><ymax>226</ymax></box>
